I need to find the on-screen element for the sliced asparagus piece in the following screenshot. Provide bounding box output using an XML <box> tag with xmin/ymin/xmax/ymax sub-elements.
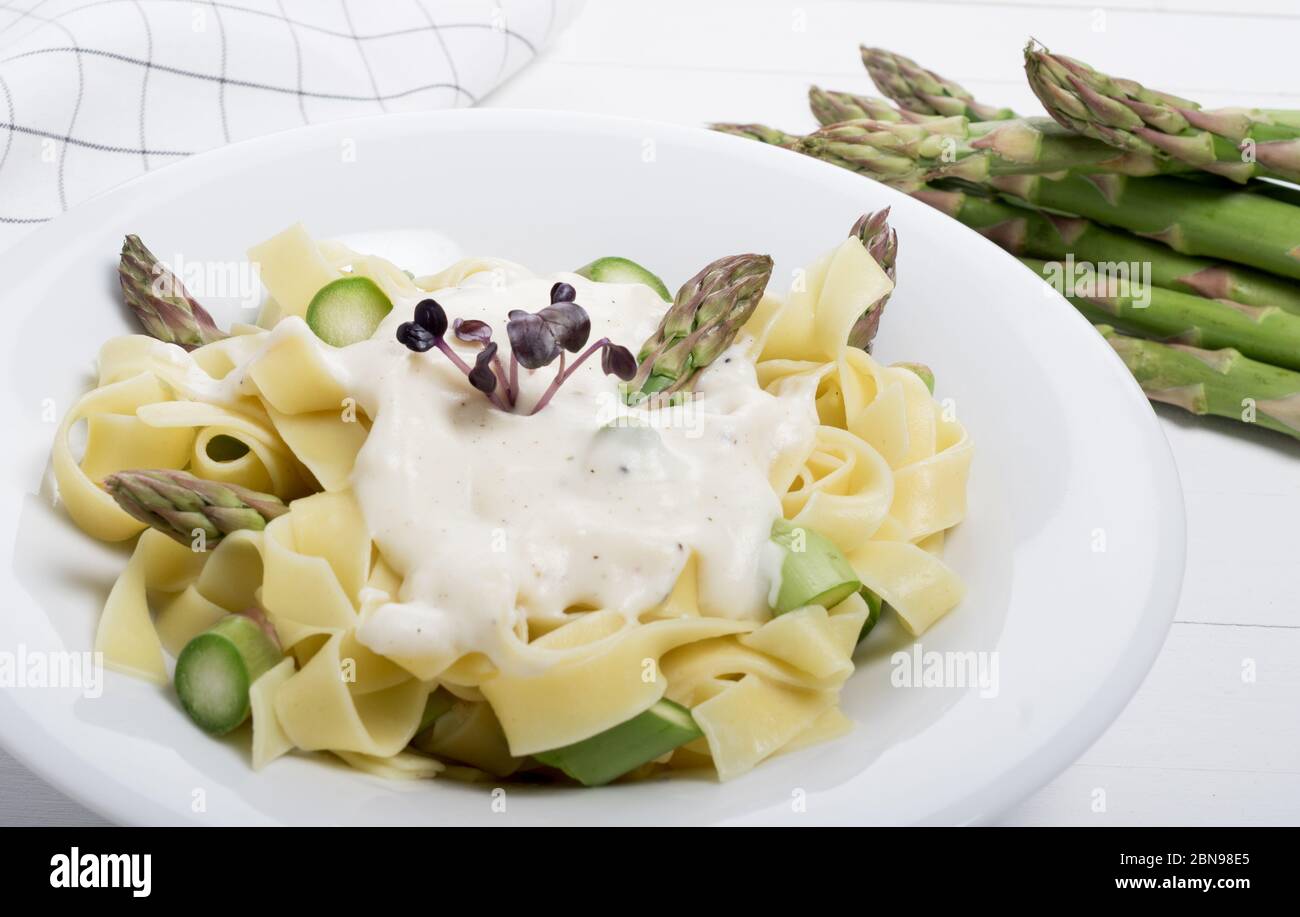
<box><xmin>1025</xmin><ymin>41</ymin><xmax>1300</xmax><ymax>184</ymax></box>
<box><xmin>416</xmin><ymin>689</ymin><xmax>456</xmax><ymax>736</ymax></box>
<box><xmin>847</xmin><ymin>208</ymin><xmax>898</xmax><ymax>351</ymax></box>
<box><xmin>103</xmin><ymin>469</ymin><xmax>288</xmax><ymax>548</ymax></box>
<box><xmin>1096</xmin><ymin>325</ymin><xmax>1300</xmax><ymax>441</ymax></box>
<box><xmin>119</xmin><ymin>235</ymin><xmax>227</xmax><ymax>349</ymax></box>
<box><xmin>574</xmin><ymin>256</ymin><xmax>671</xmax><ymax>302</ymax></box>
<box><xmin>1022</xmin><ymin>258</ymin><xmax>1300</xmax><ymax>371</ymax></box>
<box><xmin>892</xmin><ymin>361</ymin><xmax>935</xmax><ymax>393</ymax></box>
<box><xmin>305</xmin><ymin>275</ymin><xmax>393</xmax><ymax>346</ymax></box>
<box><xmin>915</xmin><ymin>186</ymin><xmax>1300</xmax><ymax>314</ymax></box>
<box><xmin>175</xmin><ymin>615</ymin><xmax>283</xmax><ymax>735</ymax></box>
<box><xmin>533</xmin><ymin>699</ymin><xmax>702</xmax><ymax>786</ymax></box>
<box><xmin>626</xmin><ymin>253</ymin><xmax>774</xmax><ymax>402</ymax></box>
<box><xmin>860</xmin><ymin>46</ymin><xmax>1017</xmax><ymax>122</ymax></box>
<box><xmin>770</xmin><ymin>519</ymin><xmax>861</xmax><ymax>614</ymax></box>
<box><xmin>858</xmin><ymin>587</ymin><xmax>884</xmax><ymax>643</ymax></box>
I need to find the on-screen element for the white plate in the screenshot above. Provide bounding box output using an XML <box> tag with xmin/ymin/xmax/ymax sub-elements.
<box><xmin>0</xmin><ymin>109</ymin><xmax>1184</xmax><ymax>826</ymax></box>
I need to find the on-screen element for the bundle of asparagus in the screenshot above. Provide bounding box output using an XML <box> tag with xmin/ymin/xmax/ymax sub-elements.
<box><xmin>713</xmin><ymin>42</ymin><xmax>1300</xmax><ymax>442</ymax></box>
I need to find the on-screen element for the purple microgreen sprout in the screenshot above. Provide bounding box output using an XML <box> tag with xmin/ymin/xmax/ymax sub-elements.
<box><xmin>602</xmin><ymin>342</ymin><xmax>638</xmax><ymax>380</ymax></box>
<box><xmin>398</xmin><ymin>299</ymin><xmax>509</xmax><ymax>409</ymax></box>
<box><xmin>537</xmin><ymin>301</ymin><xmax>591</xmax><ymax>353</ymax></box>
<box><xmin>397</xmin><ymin>292</ymin><xmax>640</xmax><ymax>416</ymax></box>
<box><xmin>396</xmin><ymin>321</ymin><xmax>435</xmax><ymax>352</ymax></box>
<box><xmin>414</xmin><ymin>299</ymin><xmax>447</xmax><ymax>338</ymax></box>
<box><xmin>468</xmin><ymin>342</ymin><xmax>501</xmax><ymax>396</ymax></box>
<box><xmin>455</xmin><ymin>318</ymin><xmax>515</xmax><ymax>405</ymax></box>
<box><xmin>530</xmin><ymin>338</ymin><xmax>638</xmax><ymax>415</ymax></box>
<box><xmin>453</xmin><ymin>318</ymin><xmax>492</xmax><ymax>344</ymax></box>
<box><xmin>506</xmin><ymin>309</ymin><xmax>561</xmax><ymax>370</ymax></box>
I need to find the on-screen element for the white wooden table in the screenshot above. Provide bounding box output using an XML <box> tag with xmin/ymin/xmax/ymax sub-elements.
<box><xmin>3</xmin><ymin>0</ymin><xmax>1297</xmax><ymax>825</ymax></box>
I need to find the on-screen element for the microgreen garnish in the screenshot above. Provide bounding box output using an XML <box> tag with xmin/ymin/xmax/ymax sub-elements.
<box><xmin>469</xmin><ymin>342</ymin><xmax>500</xmax><ymax>395</ymax></box>
<box><xmin>506</xmin><ymin>310</ymin><xmax>560</xmax><ymax>369</ymax></box>
<box><xmin>453</xmin><ymin>318</ymin><xmax>492</xmax><ymax>344</ymax></box>
<box><xmin>602</xmin><ymin>343</ymin><xmax>638</xmax><ymax>380</ymax></box>
<box><xmin>414</xmin><ymin>298</ymin><xmax>448</xmax><ymax>338</ymax></box>
<box><xmin>396</xmin><ymin>289</ymin><xmax>636</xmax><ymax>414</ymax></box>
<box><xmin>396</xmin><ymin>321</ymin><xmax>435</xmax><ymax>352</ymax></box>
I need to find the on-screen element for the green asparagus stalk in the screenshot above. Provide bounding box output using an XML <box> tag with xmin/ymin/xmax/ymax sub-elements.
<box><xmin>860</xmin><ymin>46</ymin><xmax>1017</xmax><ymax>121</ymax></box>
<box><xmin>709</xmin><ymin>122</ymin><xmax>800</xmax><ymax>148</ymax></box>
<box><xmin>1021</xmin><ymin>257</ymin><xmax>1300</xmax><ymax>371</ymax></box>
<box><xmin>802</xmin><ymin>116</ymin><xmax>1187</xmax><ymax>183</ymax></box>
<box><xmin>626</xmin><ymin>253</ymin><xmax>774</xmax><ymax>402</ymax></box>
<box><xmin>988</xmin><ymin>172</ymin><xmax>1300</xmax><ymax>281</ymax></box>
<box><xmin>717</xmin><ymin>115</ymin><xmax>1300</xmax><ymax>281</ymax></box>
<box><xmin>712</xmin><ymin>122</ymin><xmax>878</xmax><ymax>184</ymax></box>
<box><xmin>119</xmin><ymin>235</ymin><xmax>227</xmax><ymax>349</ymax></box>
<box><xmin>915</xmin><ymin>186</ymin><xmax>1300</xmax><ymax>314</ymax></box>
<box><xmin>1096</xmin><ymin>325</ymin><xmax>1300</xmax><ymax>441</ymax></box>
<box><xmin>809</xmin><ymin>86</ymin><xmax>941</xmax><ymax>126</ymax></box>
<box><xmin>103</xmin><ymin>468</ymin><xmax>288</xmax><ymax>547</ymax></box>
<box><xmin>1025</xmin><ymin>42</ymin><xmax>1300</xmax><ymax>185</ymax></box>
<box><xmin>847</xmin><ymin>208</ymin><xmax>898</xmax><ymax>350</ymax></box>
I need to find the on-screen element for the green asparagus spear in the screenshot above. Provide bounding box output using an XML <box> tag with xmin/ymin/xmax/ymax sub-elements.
<box><xmin>712</xmin><ymin>121</ymin><xmax>876</xmax><ymax>176</ymax></box>
<box><xmin>1022</xmin><ymin>258</ymin><xmax>1300</xmax><ymax>371</ymax></box>
<box><xmin>709</xmin><ymin>122</ymin><xmax>800</xmax><ymax>148</ymax></box>
<box><xmin>626</xmin><ymin>253</ymin><xmax>774</xmax><ymax>402</ymax></box>
<box><xmin>1025</xmin><ymin>42</ymin><xmax>1300</xmax><ymax>184</ymax></box>
<box><xmin>1096</xmin><ymin>325</ymin><xmax>1300</xmax><ymax>441</ymax></box>
<box><xmin>715</xmin><ymin>115</ymin><xmax>1300</xmax><ymax>282</ymax></box>
<box><xmin>847</xmin><ymin>208</ymin><xmax>898</xmax><ymax>351</ymax></box>
<box><xmin>987</xmin><ymin>172</ymin><xmax>1300</xmax><ymax>281</ymax></box>
<box><xmin>759</xmin><ymin>116</ymin><xmax>1300</xmax><ymax>278</ymax></box>
<box><xmin>802</xmin><ymin>116</ymin><xmax>1185</xmax><ymax>183</ymax></box>
<box><xmin>809</xmin><ymin>86</ymin><xmax>941</xmax><ymax>126</ymax></box>
<box><xmin>915</xmin><ymin>186</ymin><xmax>1300</xmax><ymax>314</ymax></box>
<box><xmin>860</xmin><ymin>46</ymin><xmax>1017</xmax><ymax>121</ymax></box>
<box><xmin>119</xmin><ymin>235</ymin><xmax>227</xmax><ymax>349</ymax></box>
<box><xmin>103</xmin><ymin>469</ymin><xmax>288</xmax><ymax>547</ymax></box>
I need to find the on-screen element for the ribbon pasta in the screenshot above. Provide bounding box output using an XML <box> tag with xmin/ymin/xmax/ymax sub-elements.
<box><xmin>54</xmin><ymin>224</ymin><xmax>971</xmax><ymax>786</ymax></box>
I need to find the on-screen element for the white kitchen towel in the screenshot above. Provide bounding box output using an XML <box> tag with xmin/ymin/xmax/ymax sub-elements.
<box><xmin>0</xmin><ymin>0</ymin><xmax>580</xmax><ymax>248</ymax></box>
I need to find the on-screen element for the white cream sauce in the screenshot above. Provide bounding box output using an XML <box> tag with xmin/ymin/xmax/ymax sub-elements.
<box><xmin>327</xmin><ymin>270</ymin><xmax>816</xmax><ymax>675</ymax></box>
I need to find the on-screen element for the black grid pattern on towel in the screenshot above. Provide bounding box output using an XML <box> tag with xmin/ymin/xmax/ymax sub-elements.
<box><xmin>0</xmin><ymin>0</ymin><xmax>566</xmax><ymax>240</ymax></box>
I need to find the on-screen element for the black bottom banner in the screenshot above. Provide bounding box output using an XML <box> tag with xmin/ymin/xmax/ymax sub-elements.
<box><xmin>5</xmin><ymin>826</ymin><xmax>1280</xmax><ymax>900</ymax></box>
